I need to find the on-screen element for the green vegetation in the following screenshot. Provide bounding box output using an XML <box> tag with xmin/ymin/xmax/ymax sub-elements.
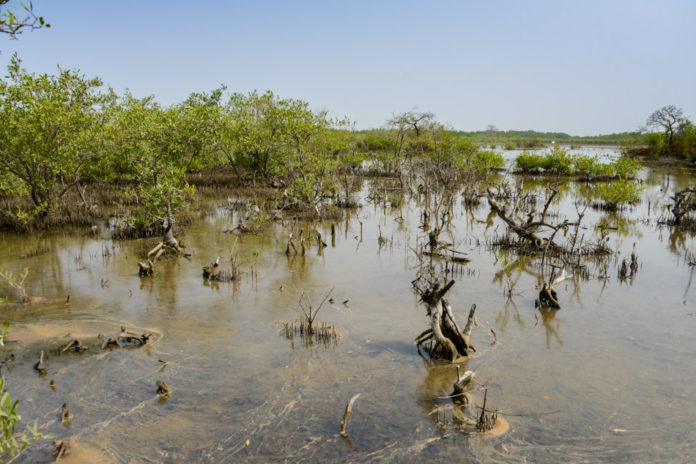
<box><xmin>0</xmin><ymin>376</ymin><xmax>42</xmax><ymax>461</ymax></box>
<box><xmin>514</xmin><ymin>145</ymin><xmax>641</xmax><ymax>178</ymax></box>
<box><xmin>0</xmin><ymin>58</ymin><xmax>508</xmax><ymax>231</ymax></box>
<box><xmin>0</xmin><ymin>54</ymin><xmax>112</xmax><ymax>222</ymax></box>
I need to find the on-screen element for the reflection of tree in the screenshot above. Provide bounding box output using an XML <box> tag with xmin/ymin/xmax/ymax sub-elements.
<box><xmin>666</xmin><ymin>228</ymin><xmax>694</xmax><ymax>257</ymax></box>
<box><xmin>595</xmin><ymin>213</ymin><xmax>643</xmax><ymax>239</ymax></box>
<box><xmin>496</xmin><ymin>298</ymin><xmax>524</xmax><ymax>335</ymax></box>
<box><xmin>537</xmin><ymin>306</ymin><xmax>563</xmax><ymax>348</ymax></box>
<box><xmin>416</xmin><ymin>361</ymin><xmax>467</xmax><ymax>415</ymax></box>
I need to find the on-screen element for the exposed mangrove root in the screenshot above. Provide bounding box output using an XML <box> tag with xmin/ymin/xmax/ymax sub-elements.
<box><xmin>316</xmin><ymin>231</ymin><xmax>327</xmax><ymax>248</ymax></box>
<box><xmin>223</xmin><ymin>221</ymin><xmax>254</xmax><ymax>234</ymax></box>
<box><xmin>618</xmin><ymin>243</ymin><xmax>639</xmax><ymax>281</ymax></box>
<box><xmin>414</xmin><ymin>279</ymin><xmax>477</xmax><ymax>362</ymax></box>
<box><xmin>670</xmin><ymin>188</ymin><xmax>696</xmax><ymax>225</ymax></box>
<box><xmin>281</xmin><ymin>320</ymin><xmax>340</xmax><ymax>348</ymax></box>
<box><xmin>285</xmin><ymin>232</ymin><xmax>298</xmax><ymax>255</ymax></box>
<box><xmin>61</xmin><ymin>403</ymin><xmax>73</xmax><ymax>426</ymax></box>
<box><xmin>156</xmin><ymin>380</ymin><xmax>171</xmax><ymax>399</ymax></box>
<box><xmin>476</xmin><ymin>388</ymin><xmax>499</xmax><ymax>433</ymax></box>
<box><xmin>536</xmin><ymin>269</ymin><xmax>570</xmax><ymax>309</ymax></box>
<box><xmin>137</xmin><ymin>203</ymin><xmax>190</xmax><ymax>276</ymax></box>
<box><xmin>422</xmin><ymin>250</ymin><xmax>470</xmax><ymax>264</ymax></box>
<box><xmin>486</xmin><ymin>188</ymin><xmax>565</xmax><ymax>251</ymax></box>
<box><xmin>340</xmin><ymin>393</ymin><xmax>361</xmax><ymax>437</ymax></box>
<box><xmin>421</xmin><ymin>225</ymin><xmax>470</xmax><ymax>264</ymax></box>
<box><xmin>51</xmin><ymin>438</ymin><xmax>71</xmax><ymax>459</ymax></box>
<box><xmin>280</xmin><ymin>287</ymin><xmax>340</xmax><ymax>348</ymax></box>
<box><xmin>61</xmin><ymin>338</ymin><xmax>88</xmax><ymax>354</ymax></box>
<box><xmin>450</xmin><ymin>369</ymin><xmax>476</xmax><ymax>426</ymax></box>
<box><xmin>202</xmin><ymin>256</ymin><xmax>220</xmax><ymax>279</ymax></box>
<box><xmin>101</xmin><ymin>327</ymin><xmax>152</xmax><ymax>349</ymax></box>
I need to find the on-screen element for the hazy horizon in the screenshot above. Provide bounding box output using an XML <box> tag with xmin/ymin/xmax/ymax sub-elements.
<box><xmin>1</xmin><ymin>0</ymin><xmax>694</xmax><ymax>135</ymax></box>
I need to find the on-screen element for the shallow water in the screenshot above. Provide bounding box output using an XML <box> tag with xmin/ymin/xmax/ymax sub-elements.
<box><xmin>1</xmin><ymin>163</ymin><xmax>695</xmax><ymax>463</ymax></box>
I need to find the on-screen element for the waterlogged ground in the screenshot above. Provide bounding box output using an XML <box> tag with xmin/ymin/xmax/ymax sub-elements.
<box><xmin>1</xmin><ymin>160</ymin><xmax>695</xmax><ymax>463</ymax></box>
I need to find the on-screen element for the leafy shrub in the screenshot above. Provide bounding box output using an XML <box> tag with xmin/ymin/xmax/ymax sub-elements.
<box><xmin>543</xmin><ymin>145</ymin><xmax>574</xmax><ymax>174</ymax></box>
<box><xmin>593</xmin><ymin>180</ymin><xmax>644</xmax><ymax>208</ymax></box>
<box><xmin>515</xmin><ymin>151</ymin><xmax>547</xmax><ymax>171</ymax></box>
<box><xmin>470</xmin><ymin>150</ymin><xmax>505</xmax><ymax>172</ymax></box>
<box><xmin>611</xmin><ymin>156</ymin><xmax>642</xmax><ymax>179</ymax></box>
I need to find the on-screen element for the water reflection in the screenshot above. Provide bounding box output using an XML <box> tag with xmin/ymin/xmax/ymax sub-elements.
<box><xmin>1</xmin><ymin>163</ymin><xmax>696</xmax><ymax>462</ymax></box>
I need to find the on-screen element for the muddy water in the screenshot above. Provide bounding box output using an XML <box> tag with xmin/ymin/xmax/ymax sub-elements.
<box><xmin>1</xmin><ymin>166</ymin><xmax>695</xmax><ymax>463</ymax></box>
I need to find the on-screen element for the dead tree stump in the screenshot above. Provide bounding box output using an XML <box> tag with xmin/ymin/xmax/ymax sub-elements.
<box><xmin>416</xmin><ymin>280</ymin><xmax>477</xmax><ymax>362</ymax></box>
<box><xmin>136</xmin><ymin>203</ymin><xmax>190</xmax><ymax>275</ymax></box>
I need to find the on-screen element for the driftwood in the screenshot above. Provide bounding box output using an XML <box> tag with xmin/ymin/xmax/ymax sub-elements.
<box><xmin>416</xmin><ymin>280</ymin><xmax>477</xmax><ymax>362</ymax></box>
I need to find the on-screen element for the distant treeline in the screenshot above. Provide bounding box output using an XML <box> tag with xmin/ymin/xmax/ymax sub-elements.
<box><xmin>455</xmin><ymin>130</ymin><xmax>639</xmax><ymax>147</ymax></box>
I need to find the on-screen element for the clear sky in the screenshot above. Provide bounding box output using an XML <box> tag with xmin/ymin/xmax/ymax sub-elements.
<box><xmin>1</xmin><ymin>0</ymin><xmax>695</xmax><ymax>135</ymax></box>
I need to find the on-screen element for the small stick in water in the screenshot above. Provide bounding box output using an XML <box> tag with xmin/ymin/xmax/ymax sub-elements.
<box><xmin>34</xmin><ymin>350</ymin><xmax>47</xmax><ymax>375</ymax></box>
<box><xmin>340</xmin><ymin>393</ymin><xmax>361</xmax><ymax>437</ymax></box>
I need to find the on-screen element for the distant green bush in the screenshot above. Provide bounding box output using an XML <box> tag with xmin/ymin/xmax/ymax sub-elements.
<box><xmin>514</xmin><ymin>146</ymin><xmax>641</xmax><ymax>179</ymax></box>
<box><xmin>514</xmin><ymin>151</ymin><xmax>547</xmax><ymax>171</ymax></box>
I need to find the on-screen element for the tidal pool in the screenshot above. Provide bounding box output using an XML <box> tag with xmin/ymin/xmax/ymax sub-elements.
<box><xmin>0</xmin><ymin>164</ymin><xmax>694</xmax><ymax>463</ymax></box>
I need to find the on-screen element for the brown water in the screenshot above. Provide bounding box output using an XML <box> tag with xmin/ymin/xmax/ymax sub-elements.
<box><xmin>1</xmin><ymin>166</ymin><xmax>695</xmax><ymax>463</ymax></box>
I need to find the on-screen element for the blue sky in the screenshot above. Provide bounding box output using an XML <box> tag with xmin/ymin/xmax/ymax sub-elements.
<box><xmin>1</xmin><ymin>0</ymin><xmax>695</xmax><ymax>134</ymax></box>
